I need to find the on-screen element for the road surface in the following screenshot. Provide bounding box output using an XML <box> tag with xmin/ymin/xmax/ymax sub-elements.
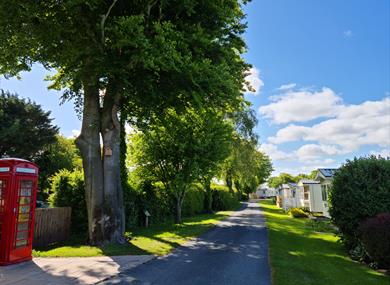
<box><xmin>101</xmin><ymin>201</ymin><xmax>271</xmax><ymax>285</ymax></box>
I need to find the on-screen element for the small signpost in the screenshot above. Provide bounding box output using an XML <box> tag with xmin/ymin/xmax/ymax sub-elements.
<box><xmin>144</xmin><ymin>210</ymin><xmax>151</xmax><ymax>228</ymax></box>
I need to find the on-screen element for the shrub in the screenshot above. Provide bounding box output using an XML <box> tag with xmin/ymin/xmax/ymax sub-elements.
<box><xmin>211</xmin><ymin>185</ymin><xmax>240</xmax><ymax>211</ymax></box>
<box><xmin>329</xmin><ymin>156</ymin><xmax>390</xmax><ymax>249</ymax></box>
<box><xmin>359</xmin><ymin>213</ymin><xmax>390</xmax><ymax>269</ymax></box>
<box><xmin>182</xmin><ymin>184</ymin><xmax>205</xmax><ymax>216</ymax></box>
<box><xmin>134</xmin><ymin>181</ymin><xmax>174</xmax><ymax>226</ymax></box>
<box><xmin>289</xmin><ymin>207</ymin><xmax>308</xmax><ymax>218</ymax></box>
<box><xmin>48</xmin><ymin>169</ymin><xmax>87</xmax><ymax>233</ymax></box>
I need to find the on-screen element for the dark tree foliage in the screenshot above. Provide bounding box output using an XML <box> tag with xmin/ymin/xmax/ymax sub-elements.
<box><xmin>0</xmin><ymin>90</ymin><xmax>58</xmax><ymax>160</ymax></box>
<box><xmin>329</xmin><ymin>156</ymin><xmax>390</xmax><ymax>250</ymax></box>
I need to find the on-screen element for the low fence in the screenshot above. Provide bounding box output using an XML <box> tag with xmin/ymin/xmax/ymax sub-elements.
<box><xmin>33</xmin><ymin>207</ymin><xmax>72</xmax><ymax>247</ymax></box>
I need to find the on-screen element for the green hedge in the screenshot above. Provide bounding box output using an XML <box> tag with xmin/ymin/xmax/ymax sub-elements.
<box><xmin>48</xmin><ymin>170</ymin><xmax>240</xmax><ymax>232</ymax></box>
<box><xmin>211</xmin><ymin>185</ymin><xmax>240</xmax><ymax>211</ymax></box>
<box><xmin>182</xmin><ymin>184</ymin><xmax>205</xmax><ymax>216</ymax></box>
<box><xmin>48</xmin><ymin>169</ymin><xmax>87</xmax><ymax>233</ymax></box>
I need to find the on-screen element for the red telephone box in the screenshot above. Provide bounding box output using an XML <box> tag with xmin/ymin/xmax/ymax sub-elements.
<box><xmin>0</xmin><ymin>158</ymin><xmax>38</xmax><ymax>265</ymax></box>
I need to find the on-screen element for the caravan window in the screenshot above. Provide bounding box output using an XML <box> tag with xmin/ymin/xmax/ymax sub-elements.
<box><xmin>321</xmin><ymin>185</ymin><xmax>328</xmax><ymax>201</ymax></box>
<box><xmin>303</xmin><ymin>186</ymin><xmax>309</xmax><ymax>200</ymax></box>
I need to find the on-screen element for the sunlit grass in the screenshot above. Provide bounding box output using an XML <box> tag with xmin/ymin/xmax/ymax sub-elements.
<box><xmin>33</xmin><ymin>210</ymin><xmax>234</xmax><ymax>257</ymax></box>
<box><xmin>261</xmin><ymin>200</ymin><xmax>389</xmax><ymax>285</ymax></box>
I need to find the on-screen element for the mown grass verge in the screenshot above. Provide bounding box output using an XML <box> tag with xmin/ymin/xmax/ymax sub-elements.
<box><xmin>261</xmin><ymin>199</ymin><xmax>389</xmax><ymax>285</ymax></box>
<box><xmin>33</xmin><ymin>210</ymin><xmax>235</xmax><ymax>257</ymax></box>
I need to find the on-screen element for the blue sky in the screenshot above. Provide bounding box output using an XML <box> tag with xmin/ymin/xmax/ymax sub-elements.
<box><xmin>0</xmin><ymin>0</ymin><xmax>389</xmax><ymax>175</ymax></box>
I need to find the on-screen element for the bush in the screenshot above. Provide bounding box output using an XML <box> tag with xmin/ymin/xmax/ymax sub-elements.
<box><xmin>182</xmin><ymin>184</ymin><xmax>205</xmax><ymax>216</ymax></box>
<box><xmin>48</xmin><ymin>169</ymin><xmax>87</xmax><ymax>233</ymax></box>
<box><xmin>289</xmin><ymin>207</ymin><xmax>308</xmax><ymax>218</ymax></box>
<box><xmin>329</xmin><ymin>156</ymin><xmax>390</xmax><ymax>249</ymax></box>
<box><xmin>211</xmin><ymin>185</ymin><xmax>240</xmax><ymax>211</ymax></box>
<box><xmin>360</xmin><ymin>213</ymin><xmax>390</xmax><ymax>269</ymax></box>
<box><xmin>133</xmin><ymin>181</ymin><xmax>174</xmax><ymax>227</ymax></box>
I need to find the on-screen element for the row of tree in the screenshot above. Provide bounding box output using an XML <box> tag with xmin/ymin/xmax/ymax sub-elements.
<box><xmin>267</xmin><ymin>171</ymin><xmax>317</xmax><ymax>188</ymax></box>
<box><xmin>0</xmin><ymin>0</ymin><xmax>272</xmax><ymax>245</ymax></box>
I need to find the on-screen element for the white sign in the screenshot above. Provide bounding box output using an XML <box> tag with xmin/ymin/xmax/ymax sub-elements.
<box><xmin>16</xmin><ymin>167</ymin><xmax>36</xmax><ymax>174</ymax></box>
<box><xmin>0</xmin><ymin>167</ymin><xmax>10</xmax><ymax>172</ymax></box>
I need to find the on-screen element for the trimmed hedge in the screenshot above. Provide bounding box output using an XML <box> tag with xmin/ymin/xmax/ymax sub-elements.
<box><xmin>211</xmin><ymin>185</ymin><xmax>240</xmax><ymax>211</ymax></box>
<box><xmin>48</xmin><ymin>170</ymin><xmax>240</xmax><ymax>232</ymax></box>
<box><xmin>48</xmin><ymin>169</ymin><xmax>87</xmax><ymax>233</ymax></box>
<box><xmin>329</xmin><ymin>156</ymin><xmax>390</xmax><ymax>250</ymax></box>
<box><xmin>182</xmin><ymin>184</ymin><xmax>205</xmax><ymax>216</ymax></box>
<box><xmin>360</xmin><ymin>213</ymin><xmax>390</xmax><ymax>269</ymax></box>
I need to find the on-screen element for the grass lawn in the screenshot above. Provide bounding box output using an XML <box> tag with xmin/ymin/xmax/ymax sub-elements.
<box><xmin>261</xmin><ymin>199</ymin><xmax>389</xmax><ymax>285</ymax></box>
<box><xmin>33</xmin><ymin>210</ymin><xmax>234</xmax><ymax>257</ymax></box>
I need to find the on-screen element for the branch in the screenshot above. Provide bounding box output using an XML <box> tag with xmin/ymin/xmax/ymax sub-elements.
<box><xmin>101</xmin><ymin>0</ymin><xmax>118</xmax><ymax>44</ymax></box>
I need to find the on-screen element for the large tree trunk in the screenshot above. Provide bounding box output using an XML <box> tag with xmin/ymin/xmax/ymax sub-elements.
<box><xmin>75</xmin><ymin>77</ymin><xmax>105</xmax><ymax>245</ymax></box>
<box><xmin>204</xmin><ymin>180</ymin><xmax>213</xmax><ymax>213</ymax></box>
<box><xmin>101</xmin><ymin>81</ymin><xmax>125</xmax><ymax>243</ymax></box>
<box><xmin>175</xmin><ymin>197</ymin><xmax>183</xmax><ymax>224</ymax></box>
<box><xmin>76</xmin><ymin>74</ymin><xmax>126</xmax><ymax>245</ymax></box>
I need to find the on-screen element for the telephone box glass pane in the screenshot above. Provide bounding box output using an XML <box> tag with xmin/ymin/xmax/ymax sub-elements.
<box><xmin>14</xmin><ymin>179</ymin><xmax>34</xmax><ymax>249</ymax></box>
<box><xmin>17</xmin><ymin>222</ymin><xmax>29</xmax><ymax>231</ymax></box>
<box><xmin>15</xmin><ymin>240</ymin><xmax>27</xmax><ymax>248</ymax></box>
<box><xmin>19</xmin><ymin>197</ymin><xmax>31</xmax><ymax>205</ymax></box>
<box><xmin>16</xmin><ymin>231</ymin><xmax>28</xmax><ymax>240</ymax></box>
<box><xmin>18</xmin><ymin>213</ymin><xmax>30</xmax><ymax>222</ymax></box>
<box><xmin>19</xmin><ymin>180</ymin><xmax>32</xmax><ymax>197</ymax></box>
<box><xmin>19</xmin><ymin>205</ymin><xmax>30</xmax><ymax>214</ymax></box>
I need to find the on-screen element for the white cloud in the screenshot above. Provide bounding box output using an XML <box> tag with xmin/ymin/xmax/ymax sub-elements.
<box><xmin>267</xmin><ymin>97</ymin><xmax>390</xmax><ymax>152</ymax></box>
<box><xmin>343</xmin><ymin>30</ymin><xmax>353</xmax><ymax>38</ymax></box>
<box><xmin>259</xmin><ymin>87</ymin><xmax>343</xmax><ymax>124</ymax></box>
<box><xmin>278</xmin><ymin>83</ymin><xmax>296</xmax><ymax>91</ymax></box>
<box><xmin>245</xmin><ymin>67</ymin><xmax>263</xmax><ymax>95</ymax></box>
<box><xmin>269</xmin><ymin>125</ymin><xmax>309</xmax><ymax>144</ymax></box>
<box><xmin>258</xmin><ymin>143</ymin><xmax>293</xmax><ymax>161</ymax></box>
<box><xmin>295</xmin><ymin>144</ymin><xmax>344</xmax><ymax>160</ymax></box>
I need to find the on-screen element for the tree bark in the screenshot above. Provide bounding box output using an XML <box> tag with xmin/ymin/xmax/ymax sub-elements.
<box><xmin>226</xmin><ymin>170</ymin><xmax>233</xmax><ymax>193</ymax></box>
<box><xmin>75</xmin><ymin>76</ymin><xmax>105</xmax><ymax>245</ymax></box>
<box><xmin>175</xmin><ymin>197</ymin><xmax>182</xmax><ymax>224</ymax></box>
<box><xmin>101</xmin><ymin>80</ymin><xmax>125</xmax><ymax>243</ymax></box>
<box><xmin>204</xmin><ymin>180</ymin><xmax>213</xmax><ymax>213</ymax></box>
<box><xmin>75</xmin><ymin>71</ymin><xmax>126</xmax><ymax>245</ymax></box>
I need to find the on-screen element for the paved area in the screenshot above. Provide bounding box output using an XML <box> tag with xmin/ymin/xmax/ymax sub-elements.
<box><xmin>0</xmin><ymin>255</ymin><xmax>154</xmax><ymax>285</ymax></box>
<box><xmin>101</xmin><ymin>202</ymin><xmax>271</xmax><ymax>285</ymax></box>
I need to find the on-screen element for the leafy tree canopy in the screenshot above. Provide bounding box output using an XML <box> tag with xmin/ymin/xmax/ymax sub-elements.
<box><xmin>128</xmin><ymin>107</ymin><xmax>234</xmax><ymax>223</ymax></box>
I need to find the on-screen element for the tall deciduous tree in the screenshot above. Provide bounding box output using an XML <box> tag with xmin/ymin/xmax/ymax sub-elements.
<box><xmin>129</xmin><ymin>107</ymin><xmax>233</xmax><ymax>223</ymax></box>
<box><xmin>0</xmin><ymin>1</ymin><xmax>250</xmax><ymax>244</ymax></box>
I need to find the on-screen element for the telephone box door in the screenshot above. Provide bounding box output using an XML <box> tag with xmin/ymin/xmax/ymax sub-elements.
<box><xmin>9</xmin><ymin>176</ymin><xmax>37</xmax><ymax>263</ymax></box>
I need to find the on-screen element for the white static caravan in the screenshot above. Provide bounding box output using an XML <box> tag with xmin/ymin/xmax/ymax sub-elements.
<box><xmin>256</xmin><ymin>187</ymin><xmax>277</xmax><ymax>198</ymax></box>
<box><xmin>287</xmin><ymin>182</ymin><xmax>303</xmax><ymax>208</ymax></box>
<box><xmin>277</xmin><ymin>184</ymin><xmax>296</xmax><ymax>211</ymax></box>
<box><xmin>314</xmin><ymin>168</ymin><xmax>337</xmax><ymax>217</ymax></box>
<box><xmin>297</xmin><ymin>179</ymin><xmax>324</xmax><ymax>213</ymax></box>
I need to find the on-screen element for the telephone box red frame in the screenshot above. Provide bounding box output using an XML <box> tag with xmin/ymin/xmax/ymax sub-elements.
<box><xmin>0</xmin><ymin>158</ymin><xmax>38</xmax><ymax>266</ymax></box>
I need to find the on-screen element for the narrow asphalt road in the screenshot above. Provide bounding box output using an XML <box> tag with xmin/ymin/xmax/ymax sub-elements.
<box><xmin>101</xmin><ymin>202</ymin><xmax>271</xmax><ymax>285</ymax></box>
